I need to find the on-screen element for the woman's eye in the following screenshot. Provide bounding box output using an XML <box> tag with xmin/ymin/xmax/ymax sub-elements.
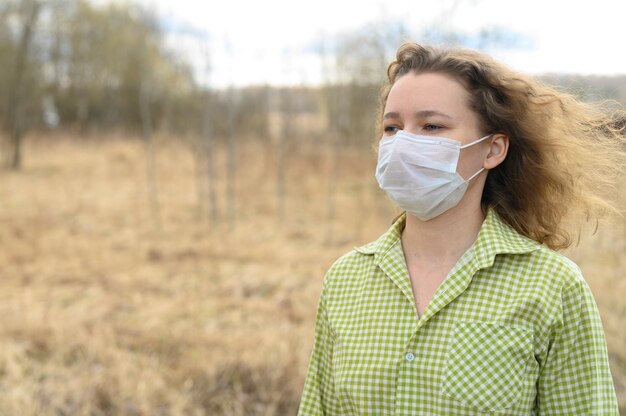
<box><xmin>384</xmin><ymin>126</ymin><xmax>399</xmax><ymax>135</ymax></box>
<box><xmin>424</xmin><ymin>124</ymin><xmax>442</xmax><ymax>131</ymax></box>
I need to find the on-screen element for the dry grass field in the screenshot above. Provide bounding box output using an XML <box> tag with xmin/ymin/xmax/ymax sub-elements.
<box><xmin>0</xmin><ymin>133</ymin><xmax>624</xmax><ymax>415</ymax></box>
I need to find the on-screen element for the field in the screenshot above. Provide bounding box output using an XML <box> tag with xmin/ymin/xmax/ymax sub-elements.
<box><xmin>0</xmin><ymin>133</ymin><xmax>624</xmax><ymax>415</ymax></box>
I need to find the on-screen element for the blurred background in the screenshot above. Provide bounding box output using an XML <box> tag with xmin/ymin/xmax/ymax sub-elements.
<box><xmin>0</xmin><ymin>0</ymin><xmax>624</xmax><ymax>414</ymax></box>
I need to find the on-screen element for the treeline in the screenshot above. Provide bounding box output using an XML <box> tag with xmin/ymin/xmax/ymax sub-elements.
<box><xmin>1</xmin><ymin>0</ymin><xmax>625</xmax><ymax>170</ymax></box>
<box><xmin>0</xmin><ymin>0</ymin><xmax>200</xmax><ymax>132</ymax></box>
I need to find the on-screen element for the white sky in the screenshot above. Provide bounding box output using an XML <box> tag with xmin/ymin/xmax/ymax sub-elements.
<box><xmin>125</xmin><ymin>0</ymin><xmax>626</xmax><ymax>86</ymax></box>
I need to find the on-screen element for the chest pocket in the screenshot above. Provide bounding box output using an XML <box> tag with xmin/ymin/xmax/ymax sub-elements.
<box><xmin>441</xmin><ymin>321</ymin><xmax>533</xmax><ymax>412</ymax></box>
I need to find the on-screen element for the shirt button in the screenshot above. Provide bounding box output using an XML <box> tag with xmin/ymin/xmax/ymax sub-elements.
<box><xmin>405</xmin><ymin>352</ymin><xmax>415</xmax><ymax>361</ymax></box>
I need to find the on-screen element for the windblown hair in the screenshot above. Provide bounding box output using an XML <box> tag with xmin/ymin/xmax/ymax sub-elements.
<box><xmin>380</xmin><ymin>42</ymin><xmax>626</xmax><ymax>250</ymax></box>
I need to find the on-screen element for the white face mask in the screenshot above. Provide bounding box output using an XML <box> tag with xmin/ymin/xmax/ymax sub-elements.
<box><xmin>375</xmin><ymin>130</ymin><xmax>493</xmax><ymax>221</ymax></box>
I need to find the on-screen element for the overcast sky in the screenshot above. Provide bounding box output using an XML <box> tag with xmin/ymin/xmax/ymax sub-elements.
<box><xmin>121</xmin><ymin>0</ymin><xmax>626</xmax><ymax>86</ymax></box>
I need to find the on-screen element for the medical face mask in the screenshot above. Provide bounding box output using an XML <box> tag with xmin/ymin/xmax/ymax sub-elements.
<box><xmin>375</xmin><ymin>130</ymin><xmax>492</xmax><ymax>221</ymax></box>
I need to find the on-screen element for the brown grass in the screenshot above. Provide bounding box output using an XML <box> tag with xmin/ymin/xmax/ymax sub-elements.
<box><xmin>0</xmin><ymin>133</ymin><xmax>624</xmax><ymax>415</ymax></box>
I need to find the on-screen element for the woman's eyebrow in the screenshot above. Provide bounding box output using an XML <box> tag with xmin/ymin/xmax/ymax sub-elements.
<box><xmin>415</xmin><ymin>110</ymin><xmax>453</xmax><ymax>119</ymax></box>
<box><xmin>383</xmin><ymin>110</ymin><xmax>454</xmax><ymax>120</ymax></box>
<box><xmin>383</xmin><ymin>111</ymin><xmax>400</xmax><ymax>119</ymax></box>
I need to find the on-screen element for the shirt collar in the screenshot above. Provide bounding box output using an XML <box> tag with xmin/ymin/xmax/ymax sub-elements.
<box><xmin>353</xmin><ymin>208</ymin><xmax>540</xmax><ymax>266</ymax></box>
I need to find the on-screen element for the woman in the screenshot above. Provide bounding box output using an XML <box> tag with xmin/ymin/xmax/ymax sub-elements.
<box><xmin>297</xmin><ymin>42</ymin><xmax>623</xmax><ymax>415</ymax></box>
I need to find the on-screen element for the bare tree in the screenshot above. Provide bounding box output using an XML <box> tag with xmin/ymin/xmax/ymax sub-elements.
<box><xmin>276</xmin><ymin>88</ymin><xmax>290</xmax><ymax>224</ymax></box>
<box><xmin>324</xmin><ymin>127</ymin><xmax>341</xmax><ymax>245</ymax></box>
<box><xmin>192</xmin><ymin>41</ymin><xmax>220</xmax><ymax>226</ymax></box>
<box><xmin>205</xmin><ymin>92</ymin><xmax>219</xmax><ymax>226</ymax></box>
<box><xmin>4</xmin><ymin>0</ymin><xmax>41</xmax><ymax>169</ymax></box>
<box><xmin>196</xmin><ymin>88</ymin><xmax>220</xmax><ymax>226</ymax></box>
<box><xmin>316</xmin><ymin>38</ymin><xmax>343</xmax><ymax>244</ymax></box>
<box><xmin>226</xmin><ymin>86</ymin><xmax>237</xmax><ymax>229</ymax></box>
<box><xmin>140</xmin><ymin>71</ymin><xmax>162</xmax><ymax>230</ymax></box>
<box><xmin>276</xmin><ymin>50</ymin><xmax>295</xmax><ymax>224</ymax></box>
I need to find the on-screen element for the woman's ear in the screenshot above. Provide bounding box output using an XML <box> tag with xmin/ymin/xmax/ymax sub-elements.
<box><xmin>484</xmin><ymin>133</ymin><xmax>509</xmax><ymax>169</ymax></box>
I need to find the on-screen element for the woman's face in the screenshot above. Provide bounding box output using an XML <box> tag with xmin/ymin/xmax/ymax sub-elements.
<box><xmin>382</xmin><ymin>71</ymin><xmax>490</xmax><ymax>180</ymax></box>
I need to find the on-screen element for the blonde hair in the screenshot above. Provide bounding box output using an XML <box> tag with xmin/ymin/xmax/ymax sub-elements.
<box><xmin>380</xmin><ymin>42</ymin><xmax>626</xmax><ymax>250</ymax></box>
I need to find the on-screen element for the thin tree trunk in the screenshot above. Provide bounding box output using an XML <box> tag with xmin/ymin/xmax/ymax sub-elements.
<box><xmin>6</xmin><ymin>0</ymin><xmax>41</xmax><ymax>170</ymax></box>
<box><xmin>202</xmin><ymin>92</ymin><xmax>219</xmax><ymax>225</ymax></box>
<box><xmin>325</xmin><ymin>84</ymin><xmax>349</xmax><ymax>244</ymax></box>
<box><xmin>140</xmin><ymin>79</ymin><xmax>161</xmax><ymax>230</ymax></box>
<box><xmin>325</xmin><ymin>130</ymin><xmax>340</xmax><ymax>244</ymax></box>
<box><xmin>226</xmin><ymin>87</ymin><xmax>237</xmax><ymax>229</ymax></box>
<box><xmin>277</xmin><ymin>87</ymin><xmax>291</xmax><ymax>224</ymax></box>
<box><xmin>194</xmin><ymin>135</ymin><xmax>207</xmax><ymax>221</ymax></box>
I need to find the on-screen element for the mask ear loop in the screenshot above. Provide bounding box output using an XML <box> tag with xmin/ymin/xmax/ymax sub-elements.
<box><xmin>460</xmin><ymin>133</ymin><xmax>495</xmax><ymax>181</ymax></box>
<box><xmin>465</xmin><ymin>167</ymin><xmax>486</xmax><ymax>182</ymax></box>
<box><xmin>459</xmin><ymin>133</ymin><xmax>494</xmax><ymax>149</ymax></box>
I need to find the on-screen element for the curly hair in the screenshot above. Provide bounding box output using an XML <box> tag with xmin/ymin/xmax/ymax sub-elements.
<box><xmin>379</xmin><ymin>42</ymin><xmax>626</xmax><ymax>250</ymax></box>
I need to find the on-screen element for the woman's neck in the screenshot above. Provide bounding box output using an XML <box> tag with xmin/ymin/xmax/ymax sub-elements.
<box><xmin>401</xmin><ymin>202</ymin><xmax>486</xmax><ymax>267</ymax></box>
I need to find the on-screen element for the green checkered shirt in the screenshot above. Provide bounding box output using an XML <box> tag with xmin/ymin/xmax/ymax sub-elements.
<box><xmin>297</xmin><ymin>209</ymin><xmax>619</xmax><ymax>415</ymax></box>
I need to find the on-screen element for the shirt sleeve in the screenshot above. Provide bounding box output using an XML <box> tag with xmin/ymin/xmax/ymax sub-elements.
<box><xmin>537</xmin><ymin>276</ymin><xmax>619</xmax><ymax>415</ymax></box>
<box><xmin>297</xmin><ymin>282</ymin><xmax>338</xmax><ymax>416</ymax></box>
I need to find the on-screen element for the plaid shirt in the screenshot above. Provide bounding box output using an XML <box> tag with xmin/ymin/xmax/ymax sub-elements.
<box><xmin>297</xmin><ymin>209</ymin><xmax>618</xmax><ymax>415</ymax></box>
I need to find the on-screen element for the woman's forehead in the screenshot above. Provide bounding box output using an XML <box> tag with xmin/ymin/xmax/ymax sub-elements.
<box><xmin>385</xmin><ymin>72</ymin><xmax>472</xmax><ymax>118</ymax></box>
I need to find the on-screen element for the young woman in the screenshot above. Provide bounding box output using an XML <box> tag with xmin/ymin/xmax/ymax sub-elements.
<box><xmin>297</xmin><ymin>42</ymin><xmax>623</xmax><ymax>415</ymax></box>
